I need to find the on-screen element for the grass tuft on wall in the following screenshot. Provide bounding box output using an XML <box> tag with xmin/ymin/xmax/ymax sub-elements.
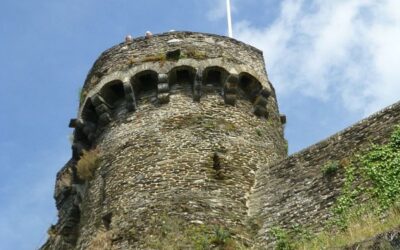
<box><xmin>270</xmin><ymin>125</ymin><xmax>400</xmax><ymax>249</ymax></box>
<box><xmin>76</xmin><ymin>149</ymin><xmax>100</xmax><ymax>181</ymax></box>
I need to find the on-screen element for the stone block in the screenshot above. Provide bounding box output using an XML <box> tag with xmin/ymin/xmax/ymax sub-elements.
<box><xmin>280</xmin><ymin>114</ymin><xmax>287</xmax><ymax>124</ymax></box>
<box><xmin>72</xmin><ymin>142</ymin><xmax>85</xmax><ymax>159</ymax></box>
<box><xmin>260</xmin><ymin>88</ymin><xmax>271</xmax><ymax>98</ymax></box>
<box><xmin>158</xmin><ymin>73</ymin><xmax>168</xmax><ymax>83</ymax></box>
<box><xmin>158</xmin><ymin>93</ymin><xmax>169</xmax><ymax>104</ymax></box>
<box><xmin>91</xmin><ymin>94</ymin><xmax>107</xmax><ymax>107</ymax></box>
<box><xmin>87</xmin><ymin>133</ymin><xmax>96</xmax><ymax>142</ymax></box>
<box><xmin>123</xmin><ymin>83</ymin><xmax>137</xmax><ymax>112</ymax></box>
<box><xmin>126</xmin><ymin>102</ymin><xmax>136</xmax><ymax>112</ymax></box>
<box><xmin>253</xmin><ymin>96</ymin><xmax>268</xmax><ymax>107</ymax></box>
<box><xmin>224</xmin><ymin>76</ymin><xmax>238</xmax><ymax>95</ymax></box>
<box><xmin>98</xmin><ymin>113</ymin><xmax>111</xmax><ymax>126</ymax></box>
<box><xmin>69</xmin><ymin>119</ymin><xmax>79</xmax><ymax>128</ymax></box>
<box><xmin>166</xmin><ymin>49</ymin><xmax>181</xmax><ymax>60</ymax></box>
<box><xmin>224</xmin><ymin>86</ymin><xmax>237</xmax><ymax>95</ymax></box>
<box><xmin>95</xmin><ymin>103</ymin><xmax>111</xmax><ymax>115</ymax></box>
<box><xmin>158</xmin><ymin>83</ymin><xmax>169</xmax><ymax>93</ymax></box>
<box><xmin>226</xmin><ymin>74</ymin><xmax>239</xmax><ymax>83</ymax></box>
<box><xmin>82</xmin><ymin>123</ymin><xmax>96</xmax><ymax>136</ymax></box>
<box><xmin>254</xmin><ymin>105</ymin><xmax>268</xmax><ymax>117</ymax></box>
<box><xmin>193</xmin><ymin>92</ymin><xmax>201</xmax><ymax>102</ymax></box>
<box><xmin>224</xmin><ymin>93</ymin><xmax>236</xmax><ymax>106</ymax></box>
<box><xmin>193</xmin><ymin>82</ymin><xmax>201</xmax><ymax>91</ymax></box>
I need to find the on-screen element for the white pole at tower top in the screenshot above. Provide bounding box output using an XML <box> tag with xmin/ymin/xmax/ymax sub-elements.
<box><xmin>226</xmin><ymin>0</ymin><xmax>233</xmax><ymax>38</ymax></box>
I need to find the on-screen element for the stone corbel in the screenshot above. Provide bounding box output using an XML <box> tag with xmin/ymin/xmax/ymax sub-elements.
<box><xmin>193</xmin><ymin>69</ymin><xmax>202</xmax><ymax>102</ymax></box>
<box><xmin>224</xmin><ymin>74</ymin><xmax>239</xmax><ymax>106</ymax></box>
<box><xmin>157</xmin><ymin>73</ymin><xmax>170</xmax><ymax>104</ymax></box>
<box><xmin>69</xmin><ymin>118</ymin><xmax>96</xmax><ymax>143</ymax></box>
<box><xmin>91</xmin><ymin>94</ymin><xmax>112</xmax><ymax>125</ymax></box>
<box><xmin>251</xmin><ymin>86</ymin><xmax>271</xmax><ymax>118</ymax></box>
<box><xmin>123</xmin><ymin>81</ymin><xmax>137</xmax><ymax>112</ymax></box>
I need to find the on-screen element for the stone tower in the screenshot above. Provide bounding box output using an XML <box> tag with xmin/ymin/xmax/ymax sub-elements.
<box><xmin>42</xmin><ymin>32</ymin><xmax>287</xmax><ymax>249</ymax></box>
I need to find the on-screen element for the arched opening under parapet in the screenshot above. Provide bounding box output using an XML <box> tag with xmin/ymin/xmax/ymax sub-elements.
<box><xmin>76</xmin><ymin>99</ymin><xmax>98</xmax><ymax>147</ymax></box>
<box><xmin>99</xmin><ymin>80</ymin><xmax>125</xmax><ymax>108</ymax></box>
<box><xmin>131</xmin><ymin>70</ymin><xmax>158</xmax><ymax>103</ymax></box>
<box><xmin>203</xmin><ymin>66</ymin><xmax>229</xmax><ymax>94</ymax></box>
<box><xmin>238</xmin><ymin>72</ymin><xmax>262</xmax><ymax>102</ymax></box>
<box><xmin>81</xmin><ymin>99</ymin><xmax>98</xmax><ymax>124</ymax></box>
<box><xmin>168</xmin><ymin>66</ymin><xmax>196</xmax><ymax>94</ymax></box>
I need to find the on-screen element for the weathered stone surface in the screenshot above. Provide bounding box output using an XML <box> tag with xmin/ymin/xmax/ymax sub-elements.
<box><xmin>41</xmin><ymin>31</ymin><xmax>400</xmax><ymax>249</ymax></box>
<box><xmin>123</xmin><ymin>82</ymin><xmax>136</xmax><ymax>112</ymax></box>
<box><xmin>224</xmin><ymin>93</ymin><xmax>237</xmax><ymax>106</ymax></box>
<box><xmin>253</xmin><ymin>105</ymin><xmax>268</xmax><ymax>117</ymax></box>
<box><xmin>344</xmin><ymin>227</ymin><xmax>400</xmax><ymax>249</ymax></box>
<box><xmin>75</xmin><ymin>94</ymin><xmax>284</xmax><ymax>249</ymax></box>
<box><xmin>43</xmin><ymin>32</ymin><xmax>286</xmax><ymax>250</ymax></box>
<box><xmin>251</xmin><ymin>100</ymin><xmax>400</xmax><ymax>245</ymax></box>
<box><xmin>81</xmin><ymin>31</ymin><xmax>271</xmax><ymax>95</ymax></box>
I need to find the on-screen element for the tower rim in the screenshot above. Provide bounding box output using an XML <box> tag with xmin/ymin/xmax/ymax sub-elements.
<box><xmin>83</xmin><ymin>31</ymin><xmax>264</xmax><ymax>91</ymax></box>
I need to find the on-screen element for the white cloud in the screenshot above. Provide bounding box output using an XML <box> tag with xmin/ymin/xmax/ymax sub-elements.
<box><xmin>233</xmin><ymin>0</ymin><xmax>400</xmax><ymax>115</ymax></box>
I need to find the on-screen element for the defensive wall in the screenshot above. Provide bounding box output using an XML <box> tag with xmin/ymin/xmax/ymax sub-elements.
<box><xmin>251</xmin><ymin>100</ymin><xmax>400</xmax><ymax>244</ymax></box>
<box><xmin>41</xmin><ymin>31</ymin><xmax>400</xmax><ymax>249</ymax></box>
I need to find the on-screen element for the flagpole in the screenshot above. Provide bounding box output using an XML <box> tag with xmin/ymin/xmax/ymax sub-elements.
<box><xmin>226</xmin><ymin>0</ymin><xmax>233</xmax><ymax>38</ymax></box>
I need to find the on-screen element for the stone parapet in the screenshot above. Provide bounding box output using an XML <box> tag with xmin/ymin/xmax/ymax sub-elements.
<box><xmin>42</xmin><ymin>32</ymin><xmax>287</xmax><ymax>249</ymax></box>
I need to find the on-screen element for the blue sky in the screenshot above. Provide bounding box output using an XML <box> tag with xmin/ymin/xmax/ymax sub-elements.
<box><xmin>1</xmin><ymin>0</ymin><xmax>399</xmax><ymax>249</ymax></box>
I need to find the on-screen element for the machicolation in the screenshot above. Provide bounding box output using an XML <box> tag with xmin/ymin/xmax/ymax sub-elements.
<box><xmin>41</xmin><ymin>31</ymin><xmax>400</xmax><ymax>249</ymax></box>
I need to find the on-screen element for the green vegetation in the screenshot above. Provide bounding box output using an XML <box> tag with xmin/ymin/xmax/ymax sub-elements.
<box><xmin>47</xmin><ymin>225</ymin><xmax>57</xmax><ymax>239</ymax></box>
<box><xmin>283</xmin><ymin>139</ymin><xmax>289</xmax><ymax>155</ymax></box>
<box><xmin>181</xmin><ymin>48</ymin><xmax>207</xmax><ymax>60</ymax></box>
<box><xmin>268</xmin><ymin>225</ymin><xmax>312</xmax><ymax>250</ymax></box>
<box><xmin>299</xmin><ymin>205</ymin><xmax>400</xmax><ymax>249</ymax></box>
<box><xmin>270</xmin><ymin>227</ymin><xmax>294</xmax><ymax>250</ymax></box>
<box><xmin>212</xmin><ymin>227</ymin><xmax>232</xmax><ymax>246</ymax></box>
<box><xmin>141</xmin><ymin>215</ymin><xmax>245</xmax><ymax>250</ymax></box>
<box><xmin>128</xmin><ymin>54</ymin><xmax>167</xmax><ymax>66</ymax></box>
<box><xmin>269</xmin><ymin>205</ymin><xmax>400</xmax><ymax>249</ymax></box>
<box><xmin>269</xmin><ymin>125</ymin><xmax>400</xmax><ymax>249</ymax></box>
<box><xmin>142</xmin><ymin>54</ymin><xmax>166</xmax><ymax>63</ymax></box>
<box><xmin>331</xmin><ymin>125</ymin><xmax>400</xmax><ymax>227</ymax></box>
<box><xmin>321</xmin><ymin>161</ymin><xmax>340</xmax><ymax>176</ymax></box>
<box><xmin>76</xmin><ymin>149</ymin><xmax>101</xmax><ymax>180</ymax></box>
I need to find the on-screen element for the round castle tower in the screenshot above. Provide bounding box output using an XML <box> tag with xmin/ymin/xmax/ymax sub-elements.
<box><xmin>42</xmin><ymin>32</ymin><xmax>287</xmax><ymax>249</ymax></box>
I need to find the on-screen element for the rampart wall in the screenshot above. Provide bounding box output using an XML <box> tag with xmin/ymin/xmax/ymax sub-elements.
<box><xmin>251</xmin><ymin>101</ymin><xmax>400</xmax><ymax>244</ymax></box>
<box><xmin>41</xmin><ymin>30</ymin><xmax>400</xmax><ymax>249</ymax></box>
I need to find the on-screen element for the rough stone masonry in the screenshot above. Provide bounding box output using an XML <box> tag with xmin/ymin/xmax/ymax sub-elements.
<box><xmin>41</xmin><ymin>31</ymin><xmax>287</xmax><ymax>249</ymax></box>
<box><xmin>41</xmin><ymin>31</ymin><xmax>400</xmax><ymax>249</ymax></box>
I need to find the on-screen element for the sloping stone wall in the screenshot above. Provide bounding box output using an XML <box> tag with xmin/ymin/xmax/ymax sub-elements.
<box><xmin>251</xmin><ymin>100</ymin><xmax>400</xmax><ymax>244</ymax></box>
